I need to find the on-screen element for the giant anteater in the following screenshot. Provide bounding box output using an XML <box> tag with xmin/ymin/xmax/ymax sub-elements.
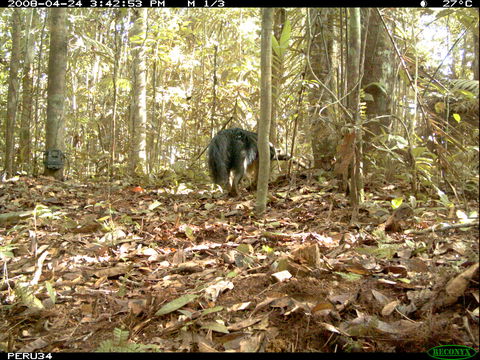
<box><xmin>207</xmin><ymin>128</ymin><xmax>277</xmax><ymax>196</ymax></box>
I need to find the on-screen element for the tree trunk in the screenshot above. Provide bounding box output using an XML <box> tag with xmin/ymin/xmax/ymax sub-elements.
<box><xmin>473</xmin><ymin>30</ymin><xmax>479</xmax><ymax>81</ymax></box>
<box><xmin>270</xmin><ymin>8</ymin><xmax>286</xmax><ymax>147</ymax></box>
<box><xmin>347</xmin><ymin>8</ymin><xmax>363</xmax><ymax>221</ymax></box>
<box><xmin>307</xmin><ymin>9</ymin><xmax>337</xmax><ymax>171</ymax></box>
<box><xmin>256</xmin><ymin>8</ymin><xmax>274</xmax><ymax>216</ymax></box>
<box><xmin>44</xmin><ymin>9</ymin><xmax>67</xmax><ymax>181</ymax></box>
<box><xmin>362</xmin><ymin>9</ymin><xmax>394</xmax><ymax>138</ymax></box>
<box><xmin>129</xmin><ymin>8</ymin><xmax>148</xmax><ymax>176</ymax></box>
<box><xmin>109</xmin><ymin>9</ymin><xmax>122</xmax><ymax>179</ymax></box>
<box><xmin>32</xmin><ymin>13</ymin><xmax>47</xmax><ymax>177</ymax></box>
<box><xmin>4</xmin><ymin>9</ymin><xmax>22</xmax><ymax>178</ymax></box>
<box><xmin>18</xmin><ymin>10</ymin><xmax>37</xmax><ymax>172</ymax></box>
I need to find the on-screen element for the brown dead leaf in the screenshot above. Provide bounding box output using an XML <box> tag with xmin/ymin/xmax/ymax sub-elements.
<box><xmin>238</xmin><ymin>332</ymin><xmax>266</xmax><ymax>352</ymax></box>
<box><xmin>272</xmin><ymin>270</ymin><xmax>292</xmax><ymax>283</ymax></box>
<box><xmin>219</xmin><ymin>333</ymin><xmax>247</xmax><ymax>350</ymax></box>
<box><xmin>384</xmin><ymin>265</ymin><xmax>408</xmax><ymax>277</ymax></box>
<box><xmin>198</xmin><ymin>341</ymin><xmax>218</xmax><ymax>352</ymax></box>
<box><xmin>312</xmin><ymin>301</ymin><xmax>335</xmax><ymax>314</ymax></box>
<box><xmin>18</xmin><ymin>337</ymin><xmax>49</xmax><ymax>352</ymax></box>
<box><xmin>320</xmin><ymin>322</ymin><xmax>345</xmax><ymax>335</ymax></box>
<box><xmin>291</xmin><ymin>243</ymin><xmax>321</xmax><ymax>267</ymax></box>
<box><xmin>93</xmin><ymin>265</ymin><xmax>131</xmax><ymax>278</ymax></box>
<box><xmin>172</xmin><ymin>249</ymin><xmax>185</xmax><ymax>264</ymax></box>
<box><xmin>128</xmin><ymin>299</ymin><xmax>148</xmax><ymax>315</ymax></box>
<box><xmin>171</xmin><ymin>261</ymin><xmax>202</xmax><ymax>274</ymax></box>
<box><xmin>276</xmin><ymin>257</ymin><xmax>312</xmax><ymax>277</ymax></box>
<box><xmin>252</xmin><ymin>297</ymin><xmax>279</xmax><ymax>314</ymax></box>
<box><xmin>346</xmin><ymin>264</ymin><xmax>370</xmax><ymax>275</ymax></box>
<box><xmin>376</xmin><ymin>319</ymin><xmax>421</xmax><ymax>335</ymax></box>
<box><xmin>80</xmin><ymin>303</ymin><xmax>93</xmax><ymax>315</ymax></box>
<box><xmin>229</xmin><ymin>302</ymin><xmax>253</xmax><ymax>312</ymax></box>
<box><xmin>204</xmin><ymin>280</ymin><xmax>234</xmax><ymax>302</ymax></box>
<box><xmin>94</xmin><ymin>275</ymin><xmax>108</xmax><ymax>288</ymax></box>
<box><xmin>71</xmin><ymin>222</ymin><xmax>101</xmax><ymax>234</ymax></box>
<box><xmin>227</xmin><ymin>315</ymin><xmax>264</xmax><ymax>331</ymax></box>
<box><xmin>381</xmin><ymin>300</ymin><xmax>400</xmax><ymax>316</ymax></box>
<box><xmin>371</xmin><ymin>289</ymin><xmax>391</xmax><ymax>305</ymax></box>
<box><xmin>433</xmin><ymin>262</ymin><xmax>479</xmax><ymax>309</ymax></box>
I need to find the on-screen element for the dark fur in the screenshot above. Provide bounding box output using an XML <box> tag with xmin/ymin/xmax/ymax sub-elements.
<box><xmin>208</xmin><ymin>128</ymin><xmax>276</xmax><ymax>196</ymax></box>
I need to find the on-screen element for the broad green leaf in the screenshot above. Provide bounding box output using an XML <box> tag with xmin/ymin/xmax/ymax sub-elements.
<box><xmin>452</xmin><ymin>113</ymin><xmax>461</xmax><ymax>123</ymax></box>
<box><xmin>237</xmin><ymin>244</ymin><xmax>253</xmax><ymax>254</ymax></box>
<box><xmin>276</xmin><ymin>192</ymin><xmax>288</xmax><ymax>198</ymax></box>
<box><xmin>262</xmin><ymin>245</ymin><xmax>274</xmax><ymax>254</ymax></box>
<box><xmin>405</xmin><ymin>239</ymin><xmax>415</xmax><ymax>248</ymax></box>
<box><xmin>148</xmin><ymin>201</ymin><xmax>162</xmax><ymax>211</ymax></box>
<box><xmin>201</xmin><ymin>321</ymin><xmax>230</xmax><ymax>334</ymax></box>
<box><xmin>155</xmin><ymin>294</ymin><xmax>199</xmax><ymax>316</ymax></box>
<box><xmin>45</xmin><ymin>281</ymin><xmax>56</xmax><ymax>304</ymax></box>
<box><xmin>226</xmin><ymin>271</ymin><xmax>238</xmax><ymax>278</ymax></box>
<box><xmin>455</xmin><ymin>89</ymin><xmax>476</xmax><ymax>98</ymax></box>
<box><xmin>357</xmin><ymin>245</ymin><xmax>399</xmax><ymax>259</ymax></box>
<box><xmin>387</xmin><ymin>134</ymin><xmax>408</xmax><ymax>149</ymax></box>
<box><xmin>204</xmin><ymin>203</ymin><xmax>215</xmax><ymax>210</ymax></box>
<box><xmin>202</xmin><ymin>306</ymin><xmax>224</xmax><ymax>316</ymax></box>
<box><xmin>334</xmin><ymin>272</ymin><xmax>363</xmax><ymax>281</ymax></box>
<box><xmin>271</xmin><ymin>35</ymin><xmax>280</xmax><ymax>57</ymax></box>
<box><xmin>391</xmin><ymin>198</ymin><xmax>403</xmax><ymax>209</ymax></box>
<box><xmin>184</xmin><ymin>226</ymin><xmax>195</xmax><ymax>240</ymax></box>
<box><xmin>177</xmin><ymin>309</ymin><xmax>194</xmax><ymax>317</ymax></box>
<box><xmin>435</xmin><ymin>8</ymin><xmax>455</xmax><ymax>18</ymax></box>
<box><xmin>0</xmin><ymin>244</ymin><xmax>16</xmax><ymax>259</ymax></box>
<box><xmin>436</xmin><ymin>188</ymin><xmax>453</xmax><ymax>208</ymax></box>
<box><xmin>16</xmin><ymin>286</ymin><xmax>44</xmax><ymax>310</ymax></box>
<box><xmin>279</xmin><ymin>19</ymin><xmax>291</xmax><ymax>56</ymax></box>
<box><xmin>411</xmin><ymin>146</ymin><xmax>431</xmax><ymax>158</ymax></box>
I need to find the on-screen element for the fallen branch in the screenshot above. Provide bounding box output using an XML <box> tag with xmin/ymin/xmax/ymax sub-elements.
<box><xmin>406</xmin><ymin>221</ymin><xmax>479</xmax><ymax>235</ymax></box>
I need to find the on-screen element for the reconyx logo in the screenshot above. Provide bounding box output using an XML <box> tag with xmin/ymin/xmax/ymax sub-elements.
<box><xmin>427</xmin><ymin>345</ymin><xmax>478</xmax><ymax>360</ymax></box>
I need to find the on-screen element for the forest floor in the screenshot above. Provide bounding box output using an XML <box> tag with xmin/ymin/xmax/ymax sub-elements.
<box><xmin>0</xmin><ymin>172</ymin><xmax>478</xmax><ymax>353</ymax></box>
